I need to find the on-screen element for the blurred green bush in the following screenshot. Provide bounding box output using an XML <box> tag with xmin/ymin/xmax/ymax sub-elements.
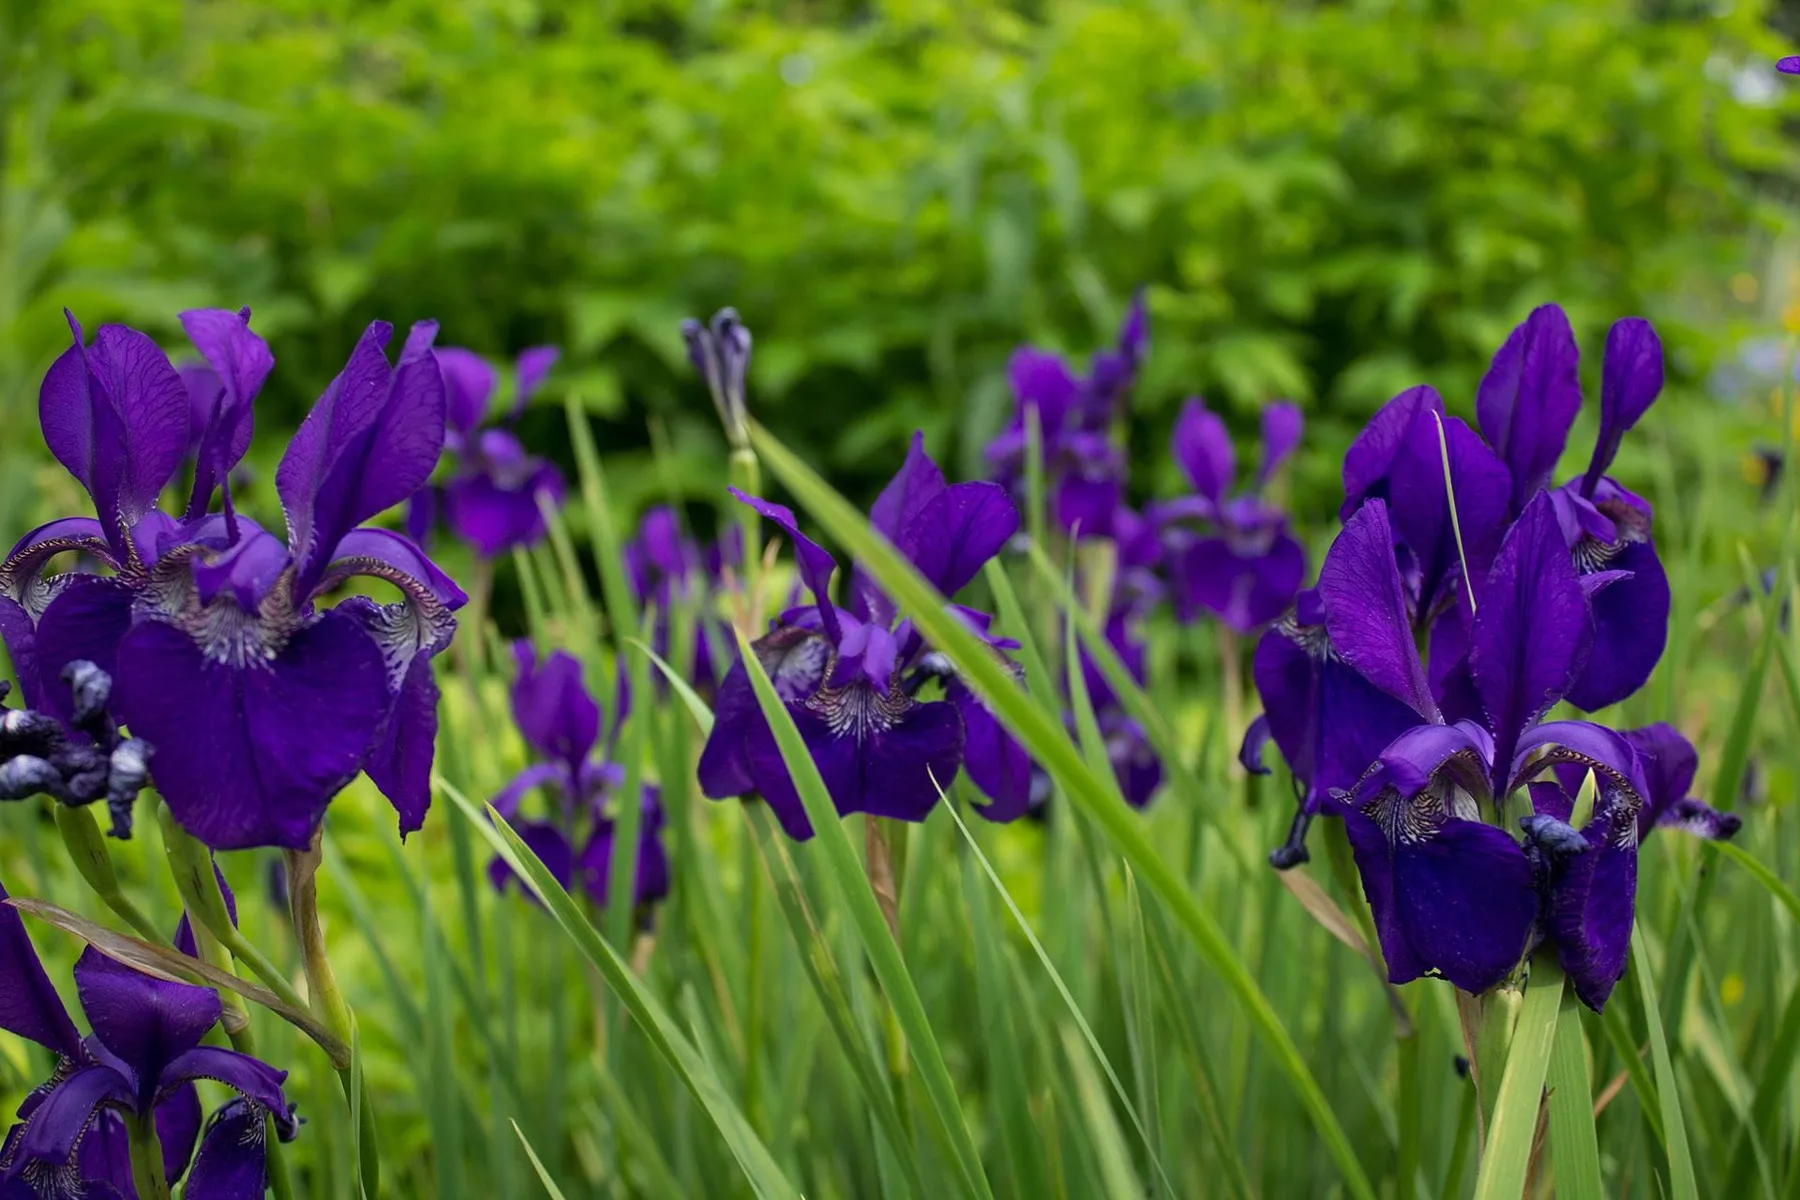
<box><xmin>1</xmin><ymin>0</ymin><xmax>1793</xmax><ymax>510</ymax></box>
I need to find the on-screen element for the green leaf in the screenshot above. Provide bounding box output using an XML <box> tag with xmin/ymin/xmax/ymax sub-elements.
<box><xmin>1472</xmin><ymin>960</ymin><xmax>1563</xmax><ymax>1200</ymax></box>
<box><xmin>439</xmin><ymin>778</ymin><xmax>800</xmax><ymax>1200</ymax></box>
<box><xmin>734</xmin><ymin>628</ymin><xmax>995</xmax><ymax>1200</ymax></box>
<box><xmin>1633</xmin><ymin>929</ymin><xmax>1699</xmax><ymax>1200</ymax></box>
<box><xmin>510</xmin><ymin>1121</ymin><xmax>571</xmax><ymax>1200</ymax></box>
<box><xmin>751</xmin><ymin>421</ymin><xmax>1376</xmax><ymax>1200</ymax></box>
<box><xmin>1547</xmin><ymin>980</ymin><xmax>1602</xmax><ymax>1200</ymax></box>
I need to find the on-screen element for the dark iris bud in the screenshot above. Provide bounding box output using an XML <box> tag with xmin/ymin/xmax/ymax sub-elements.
<box><xmin>0</xmin><ymin>663</ymin><xmax>153</xmax><ymax>838</ymax></box>
<box><xmin>683</xmin><ymin>307</ymin><xmax>753</xmax><ymax>449</ymax></box>
<box><xmin>1520</xmin><ymin>814</ymin><xmax>1589</xmax><ymax>860</ymax></box>
<box><xmin>1268</xmin><ymin>805</ymin><xmax>1313</xmax><ymax>871</ymax></box>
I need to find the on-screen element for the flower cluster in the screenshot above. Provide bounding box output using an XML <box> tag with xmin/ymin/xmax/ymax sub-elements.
<box><xmin>0</xmin><ymin>665</ymin><xmax>150</xmax><ymax>840</ymax></box>
<box><xmin>488</xmin><ymin>643</ymin><xmax>669</xmax><ymax>916</ymax></box>
<box><xmin>699</xmin><ymin>434</ymin><xmax>1032</xmax><ymax>836</ymax></box>
<box><xmin>984</xmin><ymin>293</ymin><xmax>1147</xmax><ymax>540</ymax></box>
<box><xmin>1243</xmin><ymin>305</ymin><xmax>1736</xmax><ymax>1011</ymax></box>
<box><xmin>0</xmin><ymin>310</ymin><xmax>464</xmax><ymax>850</ymax></box>
<box><xmin>407</xmin><ymin>345</ymin><xmax>564</xmax><ymax>557</ymax></box>
<box><xmin>0</xmin><ymin>877</ymin><xmax>295</xmax><ymax>1198</ymax></box>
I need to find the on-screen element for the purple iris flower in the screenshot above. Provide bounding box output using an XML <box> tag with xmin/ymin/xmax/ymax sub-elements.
<box><xmin>0</xmin><ymin>311</ymin><xmax>465</xmax><ymax>850</ymax></box>
<box><xmin>699</xmin><ymin>433</ymin><xmax>1026</xmax><ymax>837</ymax></box>
<box><xmin>1342</xmin><ymin>307</ymin><xmax>1670</xmax><ymax>711</ymax></box>
<box><xmin>1158</xmin><ymin>398</ymin><xmax>1307</xmax><ymax>634</ymax></box>
<box><xmin>1276</xmin><ymin>495</ymin><xmax>1731</xmax><ymax>1010</ymax></box>
<box><xmin>488</xmin><ymin>643</ymin><xmax>669</xmax><ymax>913</ymax></box>
<box><xmin>407</xmin><ymin>345</ymin><xmax>564</xmax><ymax>557</ymax></box>
<box><xmin>625</xmin><ymin>507</ymin><xmax>739</xmax><ymax>695</ymax></box>
<box><xmin>0</xmin><ymin>879</ymin><xmax>295</xmax><ymax>1199</ymax></box>
<box><xmin>984</xmin><ymin>292</ymin><xmax>1148</xmax><ymax>540</ymax></box>
<box><xmin>1780</xmin><ymin>56</ymin><xmax>1800</xmax><ymax>73</ymax></box>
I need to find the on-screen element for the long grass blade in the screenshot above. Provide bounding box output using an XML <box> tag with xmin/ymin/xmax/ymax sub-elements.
<box><xmin>1547</xmin><ymin>980</ymin><xmax>1603</xmax><ymax>1200</ymax></box>
<box><xmin>1634</xmin><ymin>928</ymin><xmax>1700</xmax><ymax>1200</ymax></box>
<box><xmin>1472</xmin><ymin>960</ymin><xmax>1563</xmax><ymax>1200</ymax></box>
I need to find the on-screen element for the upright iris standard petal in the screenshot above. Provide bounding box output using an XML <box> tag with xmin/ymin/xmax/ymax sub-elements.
<box><xmin>73</xmin><ymin>949</ymin><xmax>220</xmax><ymax>1109</ymax></box>
<box><xmin>276</xmin><ymin>320</ymin><xmax>446</xmax><ymax>589</ymax></box>
<box><xmin>435</xmin><ymin>347</ymin><xmax>499</xmax><ymax>435</ymax></box>
<box><xmin>1385</xmin><ymin>410</ymin><xmax>1511</xmax><ymax>616</ymax></box>
<box><xmin>1317</xmin><ymin>500</ymin><xmax>1439</xmax><ymax>720</ymax></box>
<box><xmin>39</xmin><ymin>316</ymin><xmax>191</xmax><ymax>560</ymax></box>
<box><xmin>1580</xmin><ymin>318</ymin><xmax>1663</xmax><ymax>496</ymax></box>
<box><xmin>1257</xmin><ymin>402</ymin><xmax>1303</xmax><ymax>487</ymax></box>
<box><xmin>178</xmin><ymin>308</ymin><xmax>270</xmax><ymax>518</ymax></box>
<box><xmin>1468</xmin><ymin>492</ymin><xmax>1592</xmax><ymax>784</ymax></box>
<box><xmin>112</xmin><ymin>611</ymin><xmax>389</xmax><ymax>850</ymax></box>
<box><xmin>509</xmin><ymin>643</ymin><xmax>601</xmax><ymax>771</ymax></box>
<box><xmin>728</xmin><ymin>489</ymin><xmax>842</xmax><ymax>638</ymax></box>
<box><xmin>901</xmin><ymin>482</ymin><xmax>1019</xmax><ymax>598</ymax></box>
<box><xmin>1341</xmin><ymin>385</ymin><xmax>1445</xmax><ymax>518</ymax></box>
<box><xmin>1172</xmin><ymin>398</ymin><xmax>1235</xmax><ymax>506</ymax></box>
<box><xmin>1005</xmin><ymin>348</ymin><xmax>1081</xmax><ymax>440</ymax></box>
<box><xmin>1476</xmin><ymin>304</ymin><xmax>1583</xmax><ymax>511</ymax></box>
<box><xmin>512</xmin><ymin>346</ymin><xmax>560</xmax><ymax>418</ymax></box>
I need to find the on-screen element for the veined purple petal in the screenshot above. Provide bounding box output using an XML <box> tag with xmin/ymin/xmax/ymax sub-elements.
<box><xmin>1580</xmin><ymin>318</ymin><xmax>1663</xmax><ymax>497</ymax></box>
<box><xmin>278</xmin><ymin>320</ymin><xmax>446</xmax><ymax>591</ymax></box>
<box><xmin>1317</xmin><ymin>500</ymin><xmax>1439</xmax><ymax>720</ymax></box>
<box><xmin>0</xmin><ymin>878</ymin><xmax>81</xmax><ymax>1057</ymax></box>
<box><xmin>362</xmin><ymin>657</ymin><xmax>439</xmax><ymax>838</ymax></box>
<box><xmin>31</xmin><ymin>577</ymin><xmax>134</xmax><ymax>726</ymax></box>
<box><xmin>113</xmin><ymin>609</ymin><xmax>389</xmax><ymax>850</ymax></box>
<box><xmin>10</xmin><ymin>1065</ymin><xmax>133</xmax><ymax>1171</ymax></box>
<box><xmin>319</xmin><ymin>528</ymin><xmax>466</xmax><ymax>612</ymax></box>
<box><xmin>41</xmin><ymin>316</ymin><xmax>190</xmax><ymax>561</ymax></box>
<box><xmin>871</xmin><ymin>432</ymin><xmax>948</xmax><ymax>543</ymax></box>
<box><xmin>509</xmin><ymin>643</ymin><xmax>601</xmax><ymax>771</ymax></box>
<box><xmin>181</xmin><ymin>1098</ymin><xmax>280</xmax><ymax>1200</ymax></box>
<box><xmin>902</xmin><ymin>482</ymin><xmax>1018</xmax><ymax>598</ymax></box>
<box><xmin>191</xmin><ymin>529</ymin><xmax>291</xmax><ymax>613</ymax></box>
<box><xmin>0</xmin><ymin>517</ymin><xmax>112</xmax><ymax>605</ymax></box>
<box><xmin>1565</xmin><ymin>540</ymin><xmax>1667</xmax><ymax>712</ymax></box>
<box><xmin>1470</xmin><ymin>493</ymin><xmax>1591</xmax><ymax>782</ymax></box>
<box><xmin>1257</xmin><ymin>402</ymin><xmax>1303</xmax><ymax>488</ymax></box>
<box><xmin>1533</xmin><ymin>795</ymin><xmax>1637</xmax><ymax>1012</ymax></box>
<box><xmin>512</xmin><ymin>346</ymin><xmax>560</xmax><ymax>418</ymax></box>
<box><xmin>1172</xmin><ymin>398</ymin><xmax>1235</xmax><ymax>505</ymax></box>
<box><xmin>1387</xmin><ymin>411</ymin><xmax>1511</xmax><ymax>616</ymax></box>
<box><xmin>1476</xmin><ymin>304</ymin><xmax>1583</xmax><ymax>511</ymax></box>
<box><xmin>1341</xmin><ymin>385</ymin><xmax>1444</xmax><ymax>519</ymax></box>
<box><xmin>730</xmin><ymin>489</ymin><xmax>841</xmax><ymax>641</ymax></box>
<box><xmin>157</xmin><ymin>1047</ymin><xmax>292</xmax><ymax>1126</ymax></box>
<box><xmin>178</xmin><ymin>308</ymin><xmax>270</xmax><ymax>519</ymax></box>
<box><xmin>435</xmin><ymin>347</ymin><xmax>498</xmax><ymax>436</ymax></box>
<box><xmin>949</xmin><ymin>677</ymin><xmax>1033</xmax><ymax>822</ymax></box>
<box><xmin>75</xmin><ymin>948</ymin><xmax>219</xmax><ymax>1109</ymax></box>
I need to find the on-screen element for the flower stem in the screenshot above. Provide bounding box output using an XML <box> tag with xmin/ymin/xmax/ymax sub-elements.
<box><xmin>728</xmin><ymin>446</ymin><xmax>764</xmax><ymax>626</ymax></box>
<box><xmin>286</xmin><ymin>834</ymin><xmax>381</xmax><ymax>1196</ymax></box>
<box><xmin>53</xmin><ymin>803</ymin><xmax>161</xmax><ymax>943</ymax></box>
<box><xmin>126</xmin><ymin>1110</ymin><xmax>171</xmax><ymax>1200</ymax></box>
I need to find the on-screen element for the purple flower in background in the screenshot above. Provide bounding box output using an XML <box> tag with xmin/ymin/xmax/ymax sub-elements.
<box><xmin>0</xmin><ymin>879</ymin><xmax>296</xmax><ymax>1199</ymax></box>
<box><xmin>1159</xmin><ymin>398</ymin><xmax>1307</xmax><ymax>633</ymax></box>
<box><xmin>1342</xmin><ymin>307</ymin><xmax>1670</xmax><ymax>711</ymax></box>
<box><xmin>1780</xmin><ymin>56</ymin><xmax>1800</xmax><ymax>73</ymax></box>
<box><xmin>699</xmin><ymin>433</ymin><xmax>1026</xmax><ymax>837</ymax></box>
<box><xmin>625</xmin><ymin>507</ymin><xmax>739</xmax><ymax>695</ymax></box>
<box><xmin>985</xmin><ymin>292</ymin><xmax>1148</xmax><ymax>540</ymax></box>
<box><xmin>408</xmin><ymin>345</ymin><xmax>564</xmax><ymax>557</ymax></box>
<box><xmin>682</xmin><ymin>309</ymin><xmax>753</xmax><ymax>448</ymax></box>
<box><xmin>0</xmin><ymin>311</ymin><xmax>464</xmax><ymax>850</ymax></box>
<box><xmin>487</xmin><ymin>643</ymin><xmax>669</xmax><ymax>914</ymax></box>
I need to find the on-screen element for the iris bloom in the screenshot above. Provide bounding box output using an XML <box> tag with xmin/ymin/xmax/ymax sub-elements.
<box><xmin>0</xmin><ymin>880</ymin><xmax>295</xmax><ymax>1199</ymax></box>
<box><xmin>1159</xmin><ymin>398</ymin><xmax>1306</xmax><ymax>633</ymax></box>
<box><xmin>699</xmin><ymin>434</ymin><xmax>1026</xmax><ymax>836</ymax></box>
<box><xmin>625</xmin><ymin>507</ymin><xmax>738</xmax><ymax>695</ymax></box>
<box><xmin>1342</xmin><ymin>306</ymin><xmax>1669</xmax><ymax>711</ymax></box>
<box><xmin>407</xmin><ymin>345</ymin><xmax>563</xmax><ymax>556</ymax></box>
<box><xmin>1287</xmin><ymin>497</ymin><xmax>1730</xmax><ymax>1010</ymax></box>
<box><xmin>0</xmin><ymin>663</ymin><xmax>150</xmax><ymax>840</ymax></box>
<box><xmin>984</xmin><ymin>294</ymin><xmax>1148</xmax><ymax>539</ymax></box>
<box><xmin>488</xmin><ymin>643</ymin><xmax>669</xmax><ymax>913</ymax></box>
<box><xmin>0</xmin><ymin>311</ymin><xmax>464</xmax><ymax>850</ymax></box>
